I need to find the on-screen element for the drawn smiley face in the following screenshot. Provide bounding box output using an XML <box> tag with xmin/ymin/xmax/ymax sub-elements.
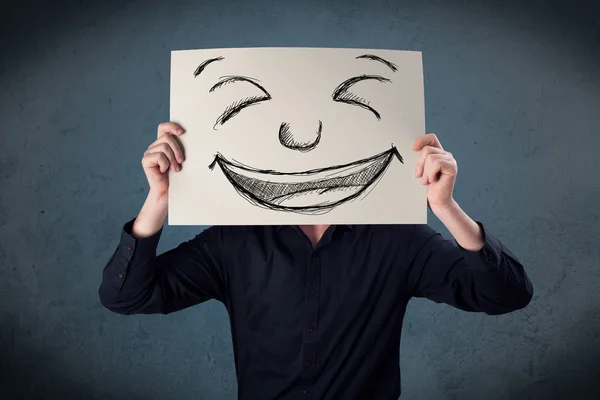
<box><xmin>193</xmin><ymin>52</ymin><xmax>405</xmax><ymax>215</ymax></box>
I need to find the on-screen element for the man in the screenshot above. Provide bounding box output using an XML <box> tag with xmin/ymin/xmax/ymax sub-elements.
<box><xmin>99</xmin><ymin>122</ymin><xmax>533</xmax><ymax>400</ymax></box>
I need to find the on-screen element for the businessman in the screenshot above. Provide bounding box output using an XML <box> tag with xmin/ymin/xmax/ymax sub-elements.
<box><xmin>99</xmin><ymin>122</ymin><xmax>533</xmax><ymax>400</ymax></box>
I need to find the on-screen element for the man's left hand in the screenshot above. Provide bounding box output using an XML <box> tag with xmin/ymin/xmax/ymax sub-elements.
<box><xmin>412</xmin><ymin>133</ymin><xmax>458</xmax><ymax>210</ymax></box>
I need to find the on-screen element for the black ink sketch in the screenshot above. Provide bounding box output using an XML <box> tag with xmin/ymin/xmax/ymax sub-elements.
<box><xmin>194</xmin><ymin>53</ymin><xmax>404</xmax><ymax>214</ymax></box>
<box><xmin>332</xmin><ymin>74</ymin><xmax>391</xmax><ymax>120</ymax></box>
<box><xmin>209</xmin><ymin>75</ymin><xmax>272</xmax><ymax>128</ymax></box>
<box><xmin>279</xmin><ymin>121</ymin><xmax>322</xmax><ymax>152</ymax></box>
<box><xmin>208</xmin><ymin>146</ymin><xmax>404</xmax><ymax>215</ymax></box>
<box><xmin>356</xmin><ymin>54</ymin><xmax>398</xmax><ymax>72</ymax></box>
<box><xmin>193</xmin><ymin>57</ymin><xmax>224</xmax><ymax>78</ymax></box>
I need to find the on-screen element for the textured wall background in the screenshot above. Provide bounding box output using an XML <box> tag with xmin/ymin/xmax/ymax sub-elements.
<box><xmin>1</xmin><ymin>0</ymin><xmax>599</xmax><ymax>399</ymax></box>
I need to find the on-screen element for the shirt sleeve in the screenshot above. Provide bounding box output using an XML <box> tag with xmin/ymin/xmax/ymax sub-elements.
<box><xmin>98</xmin><ymin>218</ymin><xmax>227</xmax><ymax>315</ymax></box>
<box><xmin>404</xmin><ymin>222</ymin><xmax>533</xmax><ymax>315</ymax></box>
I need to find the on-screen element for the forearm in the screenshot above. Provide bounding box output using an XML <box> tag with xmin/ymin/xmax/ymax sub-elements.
<box><xmin>98</xmin><ymin>218</ymin><xmax>165</xmax><ymax>314</ymax></box>
<box><xmin>407</xmin><ymin>221</ymin><xmax>533</xmax><ymax>315</ymax></box>
<box><xmin>132</xmin><ymin>190</ymin><xmax>168</xmax><ymax>238</ymax></box>
<box><xmin>429</xmin><ymin>201</ymin><xmax>533</xmax><ymax>313</ymax></box>
<box><xmin>99</xmin><ymin>199</ymin><xmax>226</xmax><ymax>315</ymax></box>
<box><xmin>430</xmin><ymin>199</ymin><xmax>484</xmax><ymax>251</ymax></box>
<box><xmin>99</xmin><ymin>192</ymin><xmax>167</xmax><ymax>314</ymax></box>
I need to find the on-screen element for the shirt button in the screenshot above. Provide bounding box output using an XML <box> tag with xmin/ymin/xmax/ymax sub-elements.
<box><xmin>126</xmin><ymin>245</ymin><xmax>133</xmax><ymax>251</ymax></box>
<box><xmin>118</xmin><ymin>273</ymin><xmax>123</xmax><ymax>278</ymax></box>
<box><xmin>307</xmin><ymin>326</ymin><xmax>315</xmax><ymax>333</ymax></box>
<box><xmin>300</xmin><ymin>389</ymin><xmax>307</xmax><ymax>394</ymax></box>
<box><xmin>309</xmin><ymin>288</ymin><xmax>316</xmax><ymax>296</ymax></box>
<box><xmin>304</xmin><ymin>361</ymin><xmax>312</xmax><ymax>367</ymax></box>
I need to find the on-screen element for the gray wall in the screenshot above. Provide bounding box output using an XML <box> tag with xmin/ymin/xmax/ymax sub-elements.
<box><xmin>1</xmin><ymin>0</ymin><xmax>599</xmax><ymax>399</ymax></box>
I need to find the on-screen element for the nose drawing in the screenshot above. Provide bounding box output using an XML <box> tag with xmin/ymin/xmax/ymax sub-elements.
<box><xmin>279</xmin><ymin>120</ymin><xmax>322</xmax><ymax>152</ymax></box>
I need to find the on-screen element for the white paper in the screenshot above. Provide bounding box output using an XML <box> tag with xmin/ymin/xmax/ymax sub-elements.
<box><xmin>169</xmin><ymin>47</ymin><xmax>427</xmax><ymax>225</ymax></box>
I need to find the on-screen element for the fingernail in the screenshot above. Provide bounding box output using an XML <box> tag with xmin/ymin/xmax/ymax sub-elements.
<box><xmin>177</xmin><ymin>157</ymin><xmax>183</xmax><ymax>163</ymax></box>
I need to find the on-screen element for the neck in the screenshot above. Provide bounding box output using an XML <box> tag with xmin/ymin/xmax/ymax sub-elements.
<box><xmin>298</xmin><ymin>225</ymin><xmax>330</xmax><ymax>248</ymax></box>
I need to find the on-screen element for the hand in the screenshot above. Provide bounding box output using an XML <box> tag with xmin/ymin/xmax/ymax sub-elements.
<box><xmin>412</xmin><ymin>133</ymin><xmax>458</xmax><ymax>210</ymax></box>
<box><xmin>141</xmin><ymin>122</ymin><xmax>186</xmax><ymax>199</ymax></box>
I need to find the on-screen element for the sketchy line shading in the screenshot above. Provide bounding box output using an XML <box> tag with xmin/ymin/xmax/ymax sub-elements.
<box><xmin>279</xmin><ymin>121</ymin><xmax>322</xmax><ymax>152</ymax></box>
<box><xmin>356</xmin><ymin>54</ymin><xmax>398</xmax><ymax>72</ymax></box>
<box><xmin>209</xmin><ymin>75</ymin><xmax>267</xmax><ymax>93</ymax></box>
<box><xmin>193</xmin><ymin>57</ymin><xmax>224</xmax><ymax>78</ymax></box>
<box><xmin>208</xmin><ymin>146</ymin><xmax>404</xmax><ymax>214</ymax></box>
<box><xmin>210</xmin><ymin>76</ymin><xmax>272</xmax><ymax>128</ymax></box>
<box><xmin>332</xmin><ymin>74</ymin><xmax>391</xmax><ymax>120</ymax></box>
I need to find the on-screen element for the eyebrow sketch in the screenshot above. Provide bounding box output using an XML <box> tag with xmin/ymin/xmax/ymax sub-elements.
<box><xmin>193</xmin><ymin>57</ymin><xmax>224</xmax><ymax>78</ymax></box>
<box><xmin>208</xmin><ymin>145</ymin><xmax>404</xmax><ymax>215</ymax></box>
<box><xmin>209</xmin><ymin>76</ymin><xmax>272</xmax><ymax>128</ymax></box>
<box><xmin>356</xmin><ymin>54</ymin><xmax>398</xmax><ymax>72</ymax></box>
<box><xmin>332</xmin><ymin>74</ymin><xmax>391</xmax><ymax>120</ymax></box>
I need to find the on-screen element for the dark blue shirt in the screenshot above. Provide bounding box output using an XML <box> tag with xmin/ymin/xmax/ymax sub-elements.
<box><xmin>99</xmin><ymin>219</ymin><xmax>533</xmax><ymax>400</ymax></box>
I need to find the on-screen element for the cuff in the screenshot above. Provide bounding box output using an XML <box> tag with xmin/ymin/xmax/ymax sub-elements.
<box><xmin>120</xmin><ymin>217</ymin><xmax>164</xmax><ymax>263</ymax></box>
<box><xmin>458</xmin><ymin>221</ymin><xmax>504</xmax><ymax>271</ymax></box>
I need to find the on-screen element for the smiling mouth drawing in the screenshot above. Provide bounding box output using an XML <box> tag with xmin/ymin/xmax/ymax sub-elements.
<box><xmin>208</xmin><ymin>146</ymin><xmax>404</xmax><ymax>214</ymax></box>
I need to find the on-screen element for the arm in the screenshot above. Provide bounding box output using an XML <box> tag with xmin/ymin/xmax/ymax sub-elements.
<box><xmin>98</xmin><ymin>195</ymin><xmax>227</xmax><ymax>315</ymax></box>
<box><xmin>404</xmin><ymin>202</ymin><xmax>533</xmax><ymax>315</ymax></box>
<box><xmin>408</xmin><ymin>133</ymin><xmax>533</xmax><ymax>314</ymax></box>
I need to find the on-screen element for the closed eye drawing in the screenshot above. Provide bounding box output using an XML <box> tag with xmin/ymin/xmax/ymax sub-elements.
<box><xmin>209</xmin><ymin>75</ymin><xmax>272</xmax><ymax>128</ymax></box>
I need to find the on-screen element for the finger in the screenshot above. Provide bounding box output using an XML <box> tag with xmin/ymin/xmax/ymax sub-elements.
<box><xmin>157</xmin><ymin>122</ymin><xmax>185</xmax><ymax>138</ymax></box>
<box><xmin>159</xmin><ymin>132</ymin><xmax>185</xmax><ymax>163</ymax></box>
<box><xmin>415</xmin><ymin>146</ymin><xmax>445</xmax><ymax>178</ymax></box>
<box><xmin>146</xmin><ymin>143</ymin><xmax>179</xmax><ymax>171</ymax></box>
<box><xmin>142</xmin><ymin>152</ymin><xmax>170</xmax><ymax>174</ymax></box>
<box><xmin>145</xmin><ymin>143</ymin><xmax>178</xmax><ymax>172</ymax></box>
<box><xmin>425</xmin><ymin>154</ymin><xmax>444</xmax><ymax>184</ymax></box>
<box><xmin>149</xmin><ymin>133</ymin><xmax>185</xmax><ymax>163</ymax></box>
<box><xmin>423</xmin><ymin>154</ymin><xmax>456</xmax><ymax>185</ymax></box>
<box><xmin>412</xmin><ymin>133</ymin><xmax>444</xmax><ymax>152</ymax></box>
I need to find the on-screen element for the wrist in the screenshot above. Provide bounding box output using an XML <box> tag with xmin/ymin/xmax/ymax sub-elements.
<box><xmin>429</xmin><ymin>198</ymin><xmax>459</xmax><ymax>217</ymax></box>
<box><xmin>132</xmin><ymin>191</ymin><xmax>168</xmax><ymax>238</ymax></box>
<box><xmin>431</xmin><ymin>200</ymin><xmax>484</xmax><ymax>251</ymax></box>
<box><xmin>148</xmin><ymin>188</ymin><xmax>169</xmax><ymax>205</ymax></box>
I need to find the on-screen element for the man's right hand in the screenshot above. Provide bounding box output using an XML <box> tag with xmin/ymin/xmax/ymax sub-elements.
<box><xmin>132</xmin><ymin>122</ymin><xmax>186</xmax><ymax>238</ymax></box>
<box><xmin>141</xmin><ymin>122</ymin><xmax>186</xmax><ymax>198</ymax></box>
